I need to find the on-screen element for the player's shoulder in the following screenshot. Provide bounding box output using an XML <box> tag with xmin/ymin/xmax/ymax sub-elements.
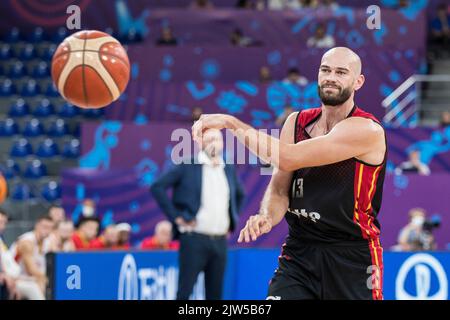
<box><xmin>351</xmin><ymin>106</ymin><xmax>383</xmax><ymax>125</ymax></box>
<box><xmin>296</xmin><ymin>107</ymin><xmax>322</xmax><ymax>128</ymax></box>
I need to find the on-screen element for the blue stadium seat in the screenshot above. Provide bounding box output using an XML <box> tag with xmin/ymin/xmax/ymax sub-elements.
<box><xmin>23</xmin><ymin>118</ymin><xmax>45</xmax><ymax>137</ymax></box>
<box><xmin>0</xmin><ymin>44</ymin><xmax>12</xmax><ymax>60</ymax></box>
<box><xmin>83</xmin><ymin>108</ymin><xmax>105</xmax><ymax>118</ymax></box>
<box><xmin>11</xmin><ymin>183</ymin><xmax>35</xmax><ymax>200</ymax></box>
<box><xmin>63</xmin><ymin>139</ymin><xmax>80</xmax><ymax>158</ymax></box>
<box><xmin>42</xmin><ymin>44</ymin><xmax>57</xmax><ymax>60</ymax></box>
<box><xmin>41</xmin><ymin>180</ymin><xmax>61</xmax><ymax>202</ymax></box>
<box><xmin>5</xmin><ymin>27</ymin><xmax>21</xmax><ymax>43</ymax></box>
<box><xmin>28</xmin><ymin>27</ymin><xmax>46</xmax><ymax>43</ymax></box>
<box><xmin>0</xmin><ymin>79</ymin><xmax>16</xmax><ymax>96</ymax></box>
<box><xmin>19</xmin><ymin>44</ymin><xmax>36</xmax><ymax>61</ymax></box>
<box><xmin>72</xmin><ymin>124</ymin><xmax>81</xmax><ymax>137</ymax></box>
<box><xmin>45</xmin><ymin>82</ymin><xmax>60</xmax><ymax>97</ymax></box>
<box><xmin>32</xmin><ymin>61</ymin><xmax>49</xmax><ymax>78</ymax></box>
<box><xmin>33</xmin><ymin>99</ymin><xmax>55</xmax><ymax>117</ymax></box>
<box><xmin>21</xmin><ymin>80</ymin><xmax>40</xmax><ymax>97</ymax></box>
<box><xmin>48</xmin><ymin>119</ymin><xmax>69</xmax><ymax>137</ymax></box>
<box><xmin>24</xmin><ymin>159</ymin><xmax>47</xmax><ymax>179</ymax></box>
<box><xmin>10</xmin><ymin>138</ymin><xmax>33</xmax><ymax>157</ymax></box>
<box><xmin>59</xmin><ymin>102</ymin><xmax>80</xmax><ymax>117</ymax></box>
<box><xmin>53</xmin><ymin>27</ymin><xmax>68</xmax><ymax>43</ymax></box>
<box><xmin>0</xmin><ymin>118</ymin><xmax>19</xmax><ymax>136</ymax></box>
<box><xmin>36</xmin><ymin>138</ymin><xmax>59</xmax><ymax>158</ymax></box>
<box><xmin>8</xmin><ymin>62</ymin><xmax>25</xmax><ymax>78</ymax></box>
<box><xmin>0</xmin><ymin>159</ymin><xmax>21</xmax><ymax>179</ymax></box>
<box><xmin>8</xmin><ymin>98</ymin><xmax>30</xmax><ymax>117</ymax></box>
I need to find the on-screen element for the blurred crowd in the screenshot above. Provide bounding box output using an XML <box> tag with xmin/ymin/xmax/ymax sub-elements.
<box><xmin>0</xmin><ymin>202</ymin><xmax>179</xmax><ymax>300</ymax></box>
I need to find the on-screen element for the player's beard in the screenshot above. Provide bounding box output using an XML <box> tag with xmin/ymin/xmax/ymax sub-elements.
<box><xmin>318</xmin><ymin>83</ymin><xmax>352</xmax><ymax>106</ymax></box>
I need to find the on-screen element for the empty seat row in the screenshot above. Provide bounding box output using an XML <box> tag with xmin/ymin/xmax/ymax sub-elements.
<box><xmin>0</xmin><ymin>117</ymin><xmax>80</xmax><ymax>137</ymax></box>
<box><xmin>0</xmin><ymin>43</ymin><xmax>57</xmax><ymax>61</ymax></box>
<box><xmin>0</xmin><ymin>78</ymin><xmax>59</xmax><ymax>97</ymax></box>
<box><xmin>8</xmin><ymin>180</ymin><xmax>61</xmax><ymax>201</ymax></box>
<box><xmin>9</xmin><ymin>137</ymin><xmax>80</xmax><ymax>158</ymax></box>
<box><xmin>6</xmin><ymin>99</ymin><xmax>103</xmax><ymax>118</ymax></box>
<box><xmin>2</xmin><ymin>27</ymin><xmax>69</xmax><ymax>45</ymax></box>
<box><xmin>0</xmin><ymin>61</ymin><xmax>50</xmax><ymax>78</ymax></box>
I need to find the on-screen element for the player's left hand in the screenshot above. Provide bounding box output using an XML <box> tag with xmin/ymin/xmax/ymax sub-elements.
<box><xmin>192</xmin><ymin>114</ymin><xmax>233</xmax><ymax>143</ymax></box>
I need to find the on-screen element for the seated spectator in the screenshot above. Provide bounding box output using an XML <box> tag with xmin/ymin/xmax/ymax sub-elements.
<box><xmin>90</xmin><ymin>224</ymin><xmax>119</xmax><ymax>250</ymax></box>
<box><xmin>283</xmin><ymin>67</ymin><xmax>308</xmax><ymax>86</ymax></box>
<box><xmin>116</xmin><ymin>223</ymin><xmax>131</xmax><ymax>249</ymax></box>
<box><xmin>431</xmin><ymin>3</ymin><xmax>450</xmax><ymax>47</ymax></box>
<box><xmin>0</xmin><ymin>210</ymin><xmax>18</xmax><ymax>300</ymax></box>
<box><xmin>81</xmin><ymin>199</ymin><xmax>97</xmax><ymax>219</ymax></box>
<box><xmin>8</xmin><ymin>216</ymin><xmax>54</xmax><ymax>300</ymax></box>
<box><xmin>269</xmin><ymin>0</ymin><xmax>318</xmax><ymax>10</ymax></box>
<box><xmin>71</xmin><ymin>217</ymin><xmax>100</xmax><ymax>250</ymax></box>
<box><xmin>395</xmin><ymin>150</ymin><xmax>430</xmax><ymax>176</ymax></box>
<box><xmin>318</xmin><ymin>0</ymin><xmax>339</xmax><ymax>10</ymax></box>
<box><xmin>190</xmin><ymin>0</ymin><xmax>214</xmax><ymax>9</ymax></box>
<box><xmin>47</xmin><ymin>220</ymin><xmax>75</xmax><ymax>252</ymax></box>
<box><xmin>230</xmin><ymin>28</ymin><xmax>254</xmax><ymax>47</ymax></box>
<box><xmin>440</xmin><ymin>110</ymin><xmax>450</xmax><ymax>127</ymax></box>
<box><xmin>307</xmin><ymin>23</ymin><xmax>335</xmax><ymax>49</ymax></box>
<box><xmin>259</xmin><ymin>66</ymin><xmax>273</xmax><ymax>84</ymax></box>
<box><xmin>276</xmin><ymin>105</ymin><xmax>295</xmax><ymax>127</ymax></box>
<box><xmin>141</xmin><ymin>221</ymin><xmax>180</xmax><ymax>250</ymax></box>
<box><xmin>396</xmin><ymin>208</ymin><xmax>437</xmax><ymax>251</ymax></box>
<box><xmin>191</xmin><ymin>106</ymin><xmax>203</xmax><ymax>122</ymax></box>
<box><xmin>156</xmin><ymin>27</ymin><xmax>178</xmax><ymax>46</ymax></box>
<box><xmin>48</xmin><ymin>205</ymin><xmax>65</xmax><ymax>225</ymax></box>
<box><xmin>236</xmin><ymin>0</ymin><xmax>253</xmax><ymax>9</ymax></box>
<box><xmin>397</xmin><ymin>0</ymin><xmax>410</xmax><ymax>9</ymax></box>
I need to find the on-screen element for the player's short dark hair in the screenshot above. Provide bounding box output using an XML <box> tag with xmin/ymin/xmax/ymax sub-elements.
<box><xmin>288</xmin><ymin>67</ymin><xmax>300</xmax><ymax>75</ymax></box>
<box><xmin>76</xmin><ymin>216</ymin><xmax>100</xmax><ymax>229</ymax></box>
<box><xmin>0</xmin><ymin>208</ymin><xmax>8</xmax><ymax>219</ymax></box>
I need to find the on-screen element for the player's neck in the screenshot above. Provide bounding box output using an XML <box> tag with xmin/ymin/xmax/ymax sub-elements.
<box><xmin>320</xmin><ymin>99</ymin><xmax>355</xmax><ymax>128</ymax></box>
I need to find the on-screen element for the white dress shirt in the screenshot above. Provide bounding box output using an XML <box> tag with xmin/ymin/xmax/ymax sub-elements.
<box><xmin>192</xmin><ymin>151</ymin><xmax>230</xmax><ymax>236</ymax></box>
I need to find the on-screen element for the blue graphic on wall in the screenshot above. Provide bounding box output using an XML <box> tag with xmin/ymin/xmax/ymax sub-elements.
<box><xmin>235</xmin><ymin>81</ymin><xmax>259</xmax><ymax>96</ymax></box>
<box><xmin>381</xmin><ymin>0</ymin><xmax>428</xmax><ymax>21</ymax></box>
<box><xmin>216</xmin><ymin>90</ymin><xmax>247</xmax><ymax>114</ymax></box>
<box><xmin>201</xmin><ymin>59</ymin><xmax>221</xmax><ymax>80</ymax></box>
<box><xmin>186</xmin><ymin>81</ymin><xmax>215</xmax><ymax>100</ymax></box>
<box><xmin>135</xmin><ymin>158</ymin><xmax>159</xmax><ymax>186</ymax></box>
<box><xmin>333</xmin><ymin>7</ymin><xmax>355</xmax><ymax>25</ymax></box>
<box><xmin>71</xmin><ymin>183</ymin><xmax>86</xmax><ymax>223</ymax></box>
<box><xmin>80</xmin><ymin>122</ymin><xmax>122</xmax><ymax>170</ymax></box>
<box><xmin>163</xmin><ymin>145</ymin><xmax>176</xmax><ymax>172</ymax></box>
<box><xmin>101</xmin><ymin>210</ymin><xmax>115</xmax><ymax>228</ymax></box>
<box><xmin>291</xmin><ymin>15</ymin><xmax>314</xmax><ymax>34</ymax></box>
<box><xmin>267</xmin><ymin>50</ymin><xmax>281</xmax><ymax>65</ymax></box>
<box><xmin>251</xmin><ymin>110</ymin><xmax>273</xmax><ymax>127</ymax></box>
<box><xmin>266</xmin><ymin>81</ymin><xmax>320</xmax><ymax>116</ymax></box>
<box><xmin>115</xmin><ymin>0</ymin><xmax>150</xmax><ymax>37</ymax></box>
<box><xmin>134</xmin><ymin>113</ymin><xmax>148</xmax><ymax>125</ymax></box>
<box><xmin>406</xmin><ymin>129</ymin><xmax>450</xmax><ymax>165</ymax></box>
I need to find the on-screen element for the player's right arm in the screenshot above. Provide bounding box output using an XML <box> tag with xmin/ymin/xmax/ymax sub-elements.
<box><xmin>238</xmin><ymin>112</ymin><xmax>296</xmax><ymax>243</ymax></box>
<box><xmin>17</xmin><ymin>240</ymin><xmax>47</xmax><ymax>291</ymax></box>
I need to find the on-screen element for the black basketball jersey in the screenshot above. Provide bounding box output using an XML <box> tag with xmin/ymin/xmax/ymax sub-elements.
<box><xmin>287</xmin><ymin>106</ymin><xmax>387</xmax><ymax>246</ymax></box>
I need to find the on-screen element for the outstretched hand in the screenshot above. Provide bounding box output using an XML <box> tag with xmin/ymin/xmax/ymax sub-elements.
<box><xmin>238</xmin><ymin>214</ymin><xmax>273</xmax><ymax>243</ymax></box>
<box><xmin>192</xmin><ymin>114</ymin><xmax>233</xmax><ymax>143</ymax></box>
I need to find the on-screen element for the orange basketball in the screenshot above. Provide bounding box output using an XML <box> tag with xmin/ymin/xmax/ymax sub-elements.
<box><xmin>51</xmin><ymin>30</ymin><xmax>130</xmax><ymax>109</ymax></box>
<box><xmin>0</xmin><ymin>174</ymin><xmax>7</xmax><ymax>204</ymax></box>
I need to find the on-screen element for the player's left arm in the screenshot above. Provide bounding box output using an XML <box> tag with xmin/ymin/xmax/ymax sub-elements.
<box><xmin>192</xmin><ymin>115</ymin><xmax>385</xmax><ymax>171</ymax></box>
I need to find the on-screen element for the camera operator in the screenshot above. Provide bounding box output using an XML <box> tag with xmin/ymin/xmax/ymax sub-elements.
<box><xmin>397</xmin><ymin>208</ymin><xmax>439</xmax><ymax>251</ymax></box>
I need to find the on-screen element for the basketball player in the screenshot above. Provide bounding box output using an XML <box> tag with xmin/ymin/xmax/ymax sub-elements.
<box><xmin>192</xmin><ymin>47</ymin><xmax>386</xmax><ymax>300</ymax></box>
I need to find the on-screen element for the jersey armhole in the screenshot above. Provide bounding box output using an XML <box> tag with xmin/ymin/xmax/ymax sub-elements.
<box><xmin>352</xmin><ymin>118</ymin><xmax>387</xmax><ymax>167</ymax></box>
<box><xmin>294</xmin><ymin>111</ymin><xmax>301</xmax><ymax>144</ymax></box>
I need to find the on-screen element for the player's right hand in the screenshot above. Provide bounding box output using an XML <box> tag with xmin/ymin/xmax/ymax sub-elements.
<box><xmin>238</xmin><ymin>214</ymin><xmax>273</xmax><ymax>243</ymax></box>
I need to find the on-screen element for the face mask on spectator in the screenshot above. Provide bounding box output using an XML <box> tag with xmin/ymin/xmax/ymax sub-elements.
<box><xmin>83</xmin><ymin>206</ymin><xmax>95</xmax><ymax>217</ymax></box>
<box><xmin>412</xmin><ymin>216</ymin><xmax>424</xmax><ymax>227</ymax></box>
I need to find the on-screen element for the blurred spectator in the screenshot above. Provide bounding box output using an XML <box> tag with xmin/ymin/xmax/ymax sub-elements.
<box><xmin>269</xmin><ymin>0</ymin><xmax>318</xmax><ymax>10</ymax></box>
<box><xmin>72</xmin><ymin>217</ymin><xmax>100</xmax><ymax>250</ymax></box>
<box><xmin>396</xmin><ymin>208</ymin><xmax>437</xmax><ymax>251</ymax></box>
<box><xmin>230</xmin><ymin>28</ymin><xmax>254</xmax><ymax>47</ymax></box>
<box><xmin>440</xmin><ymin>110</ymin><xmax>450</xmax><ymax>127</ymax></box>
<box><xmin>276</xmin><ymin>105</ymin><xmax>295</xmax><ymax>127</ymax></box>
<box><xmin>8</xmin><ymin>216</ymin><xmax>54</xmax><ymax>300</ymax></box>
<box><xmin>318</xmin><ymin>0</ymin><xmax>339</xmax><ymax>10</ymax></box>
<box><xmin>48</xmin><ymin>205</ymin><xmax>65</xmax><ymax>225</ymax></box>
<box><xmin>47</xmin><ymin>220</ymin><xmax>75</xmax><ymax>252</ymax></box>
<box><xmin>141</xmin><ymin>220</ymin><xmax>180</xmax><ymax>250</ymax></box>
<box><xmin>192</xmin><ymin>106</ymin><xmax>203</xmax><ymax>122</ymax></box>
<box><xmin>81</xmin><ymin>199</ymin><xmax>96</xmax><ymax>218</ymax></box>
<box><xmin>255</xmin><ymin>0</ymin><xmax>265</xmax><ymax>10</ymax></box>
<box><xmin>307</xmin><ymin>23</ymin><xmax>335</xmax><ymax>49</ymax></box>
<box><xmin>395</xmin><ymin>150</ymin><xmax>430</xmax><ymax>176</ymax></box>
<box><xmin>397</xmin><ymin>0</ymin><xmax>410</xmax><ymax>9</ymax></box>
<box><xmin>283</xmin><ymin>67</ymin><xmax>308</xmax><ymax>86</ymax></box>
<box><xmin>90</xmin><ymin>224</ymin><xmax>119</xmax><ymax>250</ymax></box>
<box><xmin>190</xmin><ymin>0</ymin><xmax>214</xmax><ymax>9</ymax></box>
<box><xmin>0</xmin><ymin>209</ymin><xmax>18</xmax><ymax>300</ymax></box>
<box><xmin>116</xmin><ymin>223</ymin><xmax>131</xmax><ymax>249</ymax></box>
<box><xmin>431</xmin><ymin>4</ymin><xmax>450</xmax><ymax>48</ymax></box>
<box><xmin>236</xmin><ymin>0</ymin><xmax>253</xmax><ymax>9</ymax></box>
<box><xmin>259</xmin><ymin>66</ymin><xmax>273</xmax><ymax>84</ymax></box>
<box><xmin>156</xmin><ymin>27</ymin><xmax>178</xmax><ymax>46</ymax></box>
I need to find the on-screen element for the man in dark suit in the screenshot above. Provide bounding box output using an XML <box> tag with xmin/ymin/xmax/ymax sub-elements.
<box><xmin>151</xmin><ymin>129</ymin><xmax>245</xmax><ymax>300</ymax></box>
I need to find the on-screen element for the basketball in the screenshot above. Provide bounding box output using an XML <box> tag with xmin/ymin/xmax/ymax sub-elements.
<box><xmin>51</xmin><ymin>30</ymin><xmax>130</xmax><ymax>109</ymax></box>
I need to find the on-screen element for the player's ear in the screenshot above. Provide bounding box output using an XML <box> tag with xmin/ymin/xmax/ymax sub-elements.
<box><xmin>354</xmin><ymin>74</ymin><xmax>365</xmax><ymax>91</ymax></box>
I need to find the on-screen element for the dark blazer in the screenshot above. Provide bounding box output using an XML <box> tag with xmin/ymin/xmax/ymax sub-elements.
<box><xmin>150</xmin><ymin>160</ymin><xmax>245</xmax><ymax>237</ymax></box>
